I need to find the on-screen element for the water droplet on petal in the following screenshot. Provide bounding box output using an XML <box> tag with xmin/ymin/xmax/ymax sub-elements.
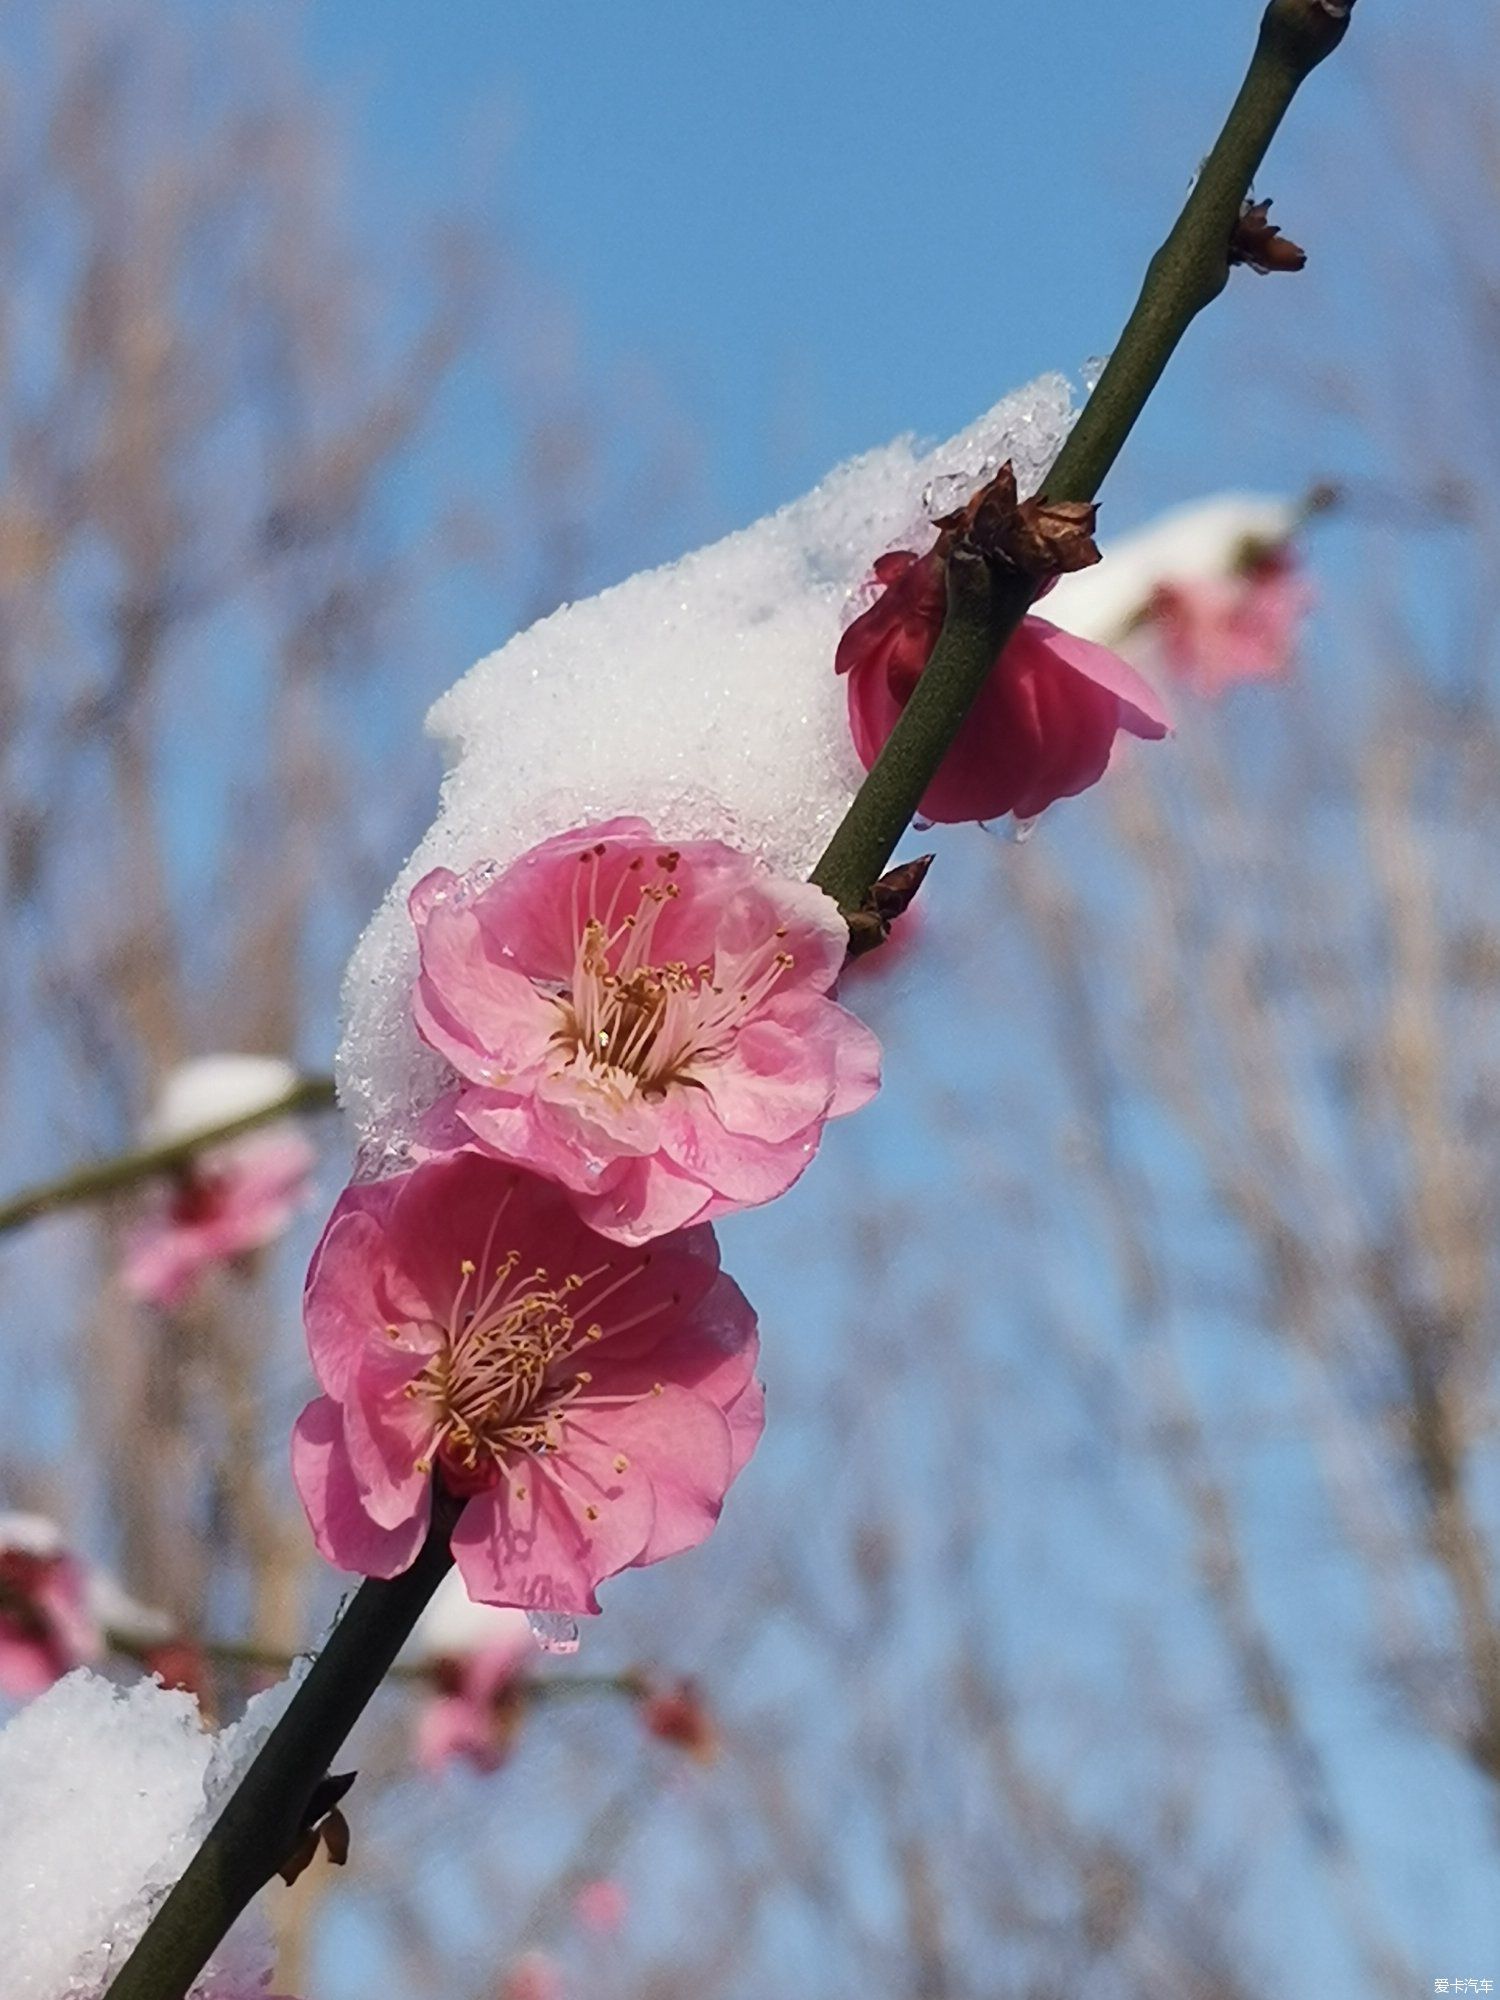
<box><xmin>1080</xmin><ymin>353</ymin><xmax>1111</xmax><ymax>394</ymax></box>
<box><xmin>979</xmin><ymin>814</ymin><xmax>1041</xmax><ymax>846</ymax></box>
<box><xmin>528</xmin><ymin>1610</ymin><xmax>581</xmax><ymax>1655</ymax></box>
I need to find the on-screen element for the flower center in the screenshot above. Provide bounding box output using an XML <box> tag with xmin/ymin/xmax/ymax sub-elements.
<box><xmin>552</xmin><ymin>845</ymin><xmax>792</xmax><ymax>1101</ymax></box>
<box><xmin>393</xmin><ymin>1229</ymin><xmax>668</xmax><ymax>1523</ymax></box>
<box><xmin>408</xmin><ymin>1252</ymin><xmax>590</xmax><ymax>1494</ymax></box>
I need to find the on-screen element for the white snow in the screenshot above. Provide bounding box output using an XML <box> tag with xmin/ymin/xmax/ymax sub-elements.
<box><xmin>0</xmin><ymin>1511</ymin><xmax>66</xmax><ymax>1558</ymax></box>
<box><xmin>1045</xmin><ymin>492</ymin><xmax>1298</xmax><ymax>646</ymax></box>
<box><xmin>144</xmin><ymin>1056</ymin><xmax>302</xmax><ymax>1147</ymax></box>
<box><xmin>337</xmin><ymin>375</ymin><xmax>1076</xmax><ymax>1150</ymax></box>
<box><xmin>0</xmin><ymin>1668</ymin><xmax>295</xmax><ymax>1999</ymax></box>
<box><xmin>401</xmin><ymin>1570</ymin><xmax>538</xmax><ymax>1665</ymax></box>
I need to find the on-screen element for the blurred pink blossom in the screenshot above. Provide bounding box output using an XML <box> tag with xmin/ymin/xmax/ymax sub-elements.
<box><xmin>292</xmin><ymin>1152</ymin><xmax>763</xmax><ymax>1616</ymax></box>
<box><xmin>573</xmin><ymin>1878</ymin><xmax>628</xmax><ymax>1933</ymax></box>
<box><xmin>123</xmin><ymin>1131</ymin><xmax>315</xmax><ymax>1310</ymax></box>
<box><xmin>499</xmin><ymin>1952</ymin><xmax>563</xmax><ymax>2000</ymax></box>
<box><xmin>1044</xmin><ymin>492</ymin><xmax>1314</xmax><ymax>697</ymax></box>
<box><xmin>842</xmin><ymin>903</ymin><xmax>925</xmax><ymax>981</ymax></box>
<box><xmin>121</xmin><ymin>1056</ymin><xmax>316</xmax><ymax>1309</ymax></box>
<box><xmin>414</xmin><ymin>1606</ymin><xmax>534</xmax><ymax>1773</ymax></box>
<box><xmin>1148</xmin><ymin>548</ymin><xmax>1313</xmax><ymax>695</ymax></box>
<box><xmin>0</xmin><ymin>1516</ymin><xmax>100</xmax><ymax>1698</ymax></box>
<box><xmin>408</xmin><ymin>818</ymin><xmax>880</xmax><ymax>1245</ymax></box>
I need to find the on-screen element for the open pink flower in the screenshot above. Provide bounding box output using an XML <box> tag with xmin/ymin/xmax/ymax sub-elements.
<box><xmin>408</xmin><ymin>819</ymin><xmax>880</xmax><ymax>1245</ymax></box>
<box><xmin>836</xmin><ymin>548</ymin><xmax>1169</xmax><ymax>825</ymax></box>
<box><xmin>412</xmin><ymin>1602</ymin><xmax>535</xmax><ymax>1773</ymax></box>
<box><xmin>123</xmin><ymin>1129</ymin><xmax>316</xmax><ymax>1309</ymax></box>
<box><xmin>1148</xmin><ymin>547</ymin><xmax>1313</xmax><ymax>695</ymax></box>
<box><xmin>291</xmin><ymin>1152</ymin><xmax>763</xmax><ymax>1617</ymax></box>
<box><xmin>0</xmin><ymin>1516</ymin><xmax>100</xmax><ymax>1698</ymax></box>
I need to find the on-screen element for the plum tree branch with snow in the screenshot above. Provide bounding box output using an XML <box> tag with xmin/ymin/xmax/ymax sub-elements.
<box><xmin>102</xmin><ymin>5</ymin><xmax>1356</xmax><ymax>1997</ymax></box>
<box><xmin>810</xmin><ymin>0</ymin><xmax>1355</xmax><ymax>913</ymax></box>
<box><xmin>0</xmin><ymin>1076</ymin><xmax>337</xmax><ymax>1237</ymax></box>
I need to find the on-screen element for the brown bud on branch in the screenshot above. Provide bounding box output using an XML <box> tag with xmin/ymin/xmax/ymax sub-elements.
<box><xmin>846</xmin><ymin>854</ymin><xmax>936</xmax><ymax>959</ymax></box>
<box><xmin>934</xmin><ymin>463</ymin><xmax>1101</xmax><ymax>581</ymax></box>
<box><xmin>1229</xmin><ymin>198</ymin><xmax>1307</xmax><ymax>274</ymax></box>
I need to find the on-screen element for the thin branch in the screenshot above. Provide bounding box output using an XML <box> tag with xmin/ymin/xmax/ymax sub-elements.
<box><xmin>0</xmin><ymin>1076</ymin><xmax>337</xmax><ymax>1236</ymax></box>
<box><xmin>105</xmin><ymin>1624</ymin><xmax>644</xmax><ymax>1702</ymax></box>
<box><xmin>103</xmin><ymin>1510</ymin><xmax>458</xmax><ymax>2000</ymax></box>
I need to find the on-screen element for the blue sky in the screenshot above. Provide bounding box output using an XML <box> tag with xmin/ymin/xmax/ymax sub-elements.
<box><xmin>303</xmin><ymin>0</ymin><xmax>1362</xmax><ymax>551</ymax></box>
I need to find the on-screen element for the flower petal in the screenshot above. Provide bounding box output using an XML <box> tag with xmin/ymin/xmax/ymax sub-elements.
<box><xmin>1026</xmin><ymin>616</ymin><xmax>1171</xmax><ymax>738</ymax></box>
<box><xmin>291</xmin><ymin>1397</ymin><xmax>430</xmax><ymax>1579</ymax></box>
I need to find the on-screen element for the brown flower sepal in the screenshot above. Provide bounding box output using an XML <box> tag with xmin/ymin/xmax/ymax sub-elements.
<box><xmin>845</xmin><ymin>854</ymin><xmax>935</xmax><ymax>959</ymax></box>
<box><xmin>934</xmin><ymin>463</ymin><xmax>1101</xmax><ymax>581</ymax></box>
<box><xmin>1229</xmin><ymin>199</ymin><xmax>1307</xmax><ymax>275</ymax></box>
<box><xmin>279</xmin><ymin>1770</ymin><xmax>356</xmax><ymax>1886</ymax></box>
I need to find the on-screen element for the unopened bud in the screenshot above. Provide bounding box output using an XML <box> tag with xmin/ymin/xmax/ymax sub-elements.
<box><xmin>1229</xmin><ymin>198</ymin><xmax>1307</xmax><ymax>275</ymax></box>
<box><xmin>639</xmin><ymin>1676</ymin><xmax>718</xmax><ymax>1763</ymax></box>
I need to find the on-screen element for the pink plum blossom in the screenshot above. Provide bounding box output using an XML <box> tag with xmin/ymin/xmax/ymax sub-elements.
<box><xmin>123</xmin><ymin>1129</ymin><xmax>315</xmax><ymax>1309</ymax></box>
<box><xmin>836</xmin><ymin>547</ymin><xmax>1169</xmax><ymax>826</ymax></box>
<box><xmin>499</xmin><ymin>1953</ymin><xmax>563</xmax><ymax>2000</ymax></box>
<box><xmin>408</xmin><ymin>819</ymin><xmax>880</xmax><ymax>1244</ymax></box>
<box><xmin>415</xmin><ymin>1643</ymin><xmax>528</xmax><ymax>1773</ymax></box>
<box><xmin>122</xmin><ymin>1056</ymin><xmax>316</xmax><ymax>1309</ymax></box>
<box><xmin>574</xmin><ymin>1879</ymin><xmax>628</xmax><ymax>1933</ymax></box>
<box><xmin>1147</xmin><ymin>546</ymin><xmax>1313</xmax><ymax>696</ymax></box>
<box><xmin>405</xmin><ymin>1577</ymin><xmax>538</xmax><ymax>1771</ymax></box>
<box><xmin>411</xmin><ymin>1601</ymin><xmax>535</xmax><ymax>1773</ymax></box>
<box><xmin>1043</xmin><ymin>492</ymin><xmax>1314</xmax><ymax>695</ymax></box>
<box><xmin>292</xmin><ymin>1152</ymin><xmax>763</xmax><ymax>1617</ymax></box>
<box><xmin>0</xmin><ymin>1515</ymin><xmax>100</xmax><ymax>1698</ymax></box>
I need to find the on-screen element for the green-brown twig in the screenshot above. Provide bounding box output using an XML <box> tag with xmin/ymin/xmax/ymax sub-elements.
<box><xmin>0</xmin><ymin>1076</ymin><xmax>338</xmax><ymax>1238</ymax></box>
<box><xmin>104</xmin><ymin>8</ymin><xmax>1355</xmax><ymax>1994</ymax></box>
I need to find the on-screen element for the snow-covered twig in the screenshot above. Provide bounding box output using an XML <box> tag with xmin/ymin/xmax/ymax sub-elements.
<box><xmin>0</xmin><ymin>1077</ymin><xmax>335</xmax><ymax>1237</ymax></box>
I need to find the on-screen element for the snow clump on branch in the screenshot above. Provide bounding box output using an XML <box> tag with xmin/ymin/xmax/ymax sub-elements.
<box><xmin>336</xmin><ymin>376</ymin><xmax>1075</xmax><ymax>1154</ymax></box>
